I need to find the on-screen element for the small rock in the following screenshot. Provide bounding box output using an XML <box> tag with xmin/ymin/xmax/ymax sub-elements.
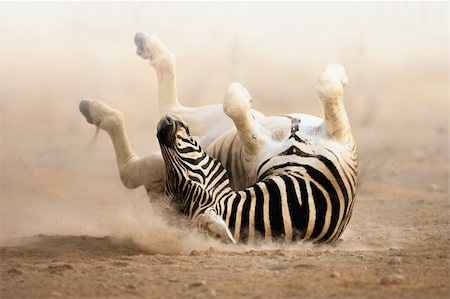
<box><xmin>52</xmin><ymin>291</ymin><xmax>62</xmax><ymax>297</ymax></box>
<box><xmin>187</xmin><ymin>280</ymin><xmax>207</xmax><ymax>288</ymax></box>
<box><xmin>330</xmin><ymin>271</ymin><xmax>341</xmax><ymax>278</ymax></box>
<box><xmin>126</xmin><ymin>284</ymin><xmax>136</xmax><ymax>290</ymax></box>
<box><xmin>190</xmin><ymin>250</ymin><xmax>200</xmax><ymax>256</ymax></box>
<box><xmin>380</xmin><ymin>273</ymin><xmax>406</xmax><ymax>285</ymax></box>
<box><xmin>7</xmin><ymin>268</ymin><xmax>22</xmax><ymax>275</ymax></box>
<box><xmin>387</xmin><ymin>257</ymin><xmax>402</xmax><ymax>265</ymax></box>
<box><xmin>167</xmin><ymin>277</ymin><xmax>179</xmax><ymax>282</ymax></box>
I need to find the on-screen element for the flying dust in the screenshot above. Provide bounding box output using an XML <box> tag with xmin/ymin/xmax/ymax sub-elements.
<box><xmin>1</xmin><ymin>3</ymin><xmax>448</xmax><ymax>298</ymax></box>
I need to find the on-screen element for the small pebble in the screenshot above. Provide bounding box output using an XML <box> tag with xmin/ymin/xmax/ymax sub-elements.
<box><xmin>388</xmin><ymin>257</ymin><xmax>402</xmax><ymax>265</ymax></box>
<box><xmin>330</xmin><ymin>271</ymin><xmax>341</xmax><ymax>278</ymax></box>
<box><xmin>187</xmin><ymin>280</ymin><xmax>207</xmax><ymax>288</ymax></box>
<box><xmin>167</xmin><ymin>277</ymin><xmax>179</xmax><ymax>282</ymax></box>
<box><xmin>380</xmin><ymin>273</ymin><xmax>406</xmax><ymax>285</ymax></box>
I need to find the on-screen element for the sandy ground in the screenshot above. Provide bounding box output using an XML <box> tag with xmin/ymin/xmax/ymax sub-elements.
<box><xmin>1</xmin><ymin>2</ymin><xmax>448</xmax><ymax>298</ymax></box>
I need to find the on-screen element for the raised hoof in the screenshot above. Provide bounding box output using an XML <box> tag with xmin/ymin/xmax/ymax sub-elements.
<box><xmin>317</xmin><ymin>64</ymin><xmax>348</xmax><ymax>100</ymax></box>
<box><xmin>134</xmin><ymin>32</ymin><xmax>172</xmax><ymax>64</ymax></box>
<box><xmin>79</xmin><ymin>100</ymin><xmax>95</xmax><ymax>125</ymax></box>
<box><xmin>223</xmin><ymin>82</ymin><xmax>252</xmax><ymax>120</ymax></box>
<box><xmin>78</xmin><ymin>100</ymin><xmax>122</xmax><ymax>130</ymax></box>
<box><xmin>321</xmin><ymin>64</ymin><xmax>348</xmax><ymax>87</ymax></box>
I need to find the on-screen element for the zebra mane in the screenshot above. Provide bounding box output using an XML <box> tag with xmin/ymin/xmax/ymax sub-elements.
<box><xmin>177</xmin><ymin>140</ymin><xmax>232</xmax><ymax>190</ymax></box>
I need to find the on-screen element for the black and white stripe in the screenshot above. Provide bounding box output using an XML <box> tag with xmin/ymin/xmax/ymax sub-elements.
<box><xmin>160</xmin><ymin>116</ymin><xmax>357</xmax><ymax>244</ymax></box>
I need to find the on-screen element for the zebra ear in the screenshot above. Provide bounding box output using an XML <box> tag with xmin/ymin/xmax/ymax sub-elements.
<box><xmin>197</xmin><ymin>209</ymin><xmax>236</xmax><ymax>244</ymax></box>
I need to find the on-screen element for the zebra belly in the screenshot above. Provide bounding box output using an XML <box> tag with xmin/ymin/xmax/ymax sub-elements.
<box><xmin>206</xmin><ymin>113</ymin><xmax>325</xmax><ymax>190</ymax></box>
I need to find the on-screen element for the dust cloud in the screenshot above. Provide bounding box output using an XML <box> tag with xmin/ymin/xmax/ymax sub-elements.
<box><xmin>0</xmin><ymin>2</ymin><xmax>447</xmax><ymax>256</ymax></box>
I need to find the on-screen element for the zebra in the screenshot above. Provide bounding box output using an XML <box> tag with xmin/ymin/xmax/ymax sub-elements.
<box><xmin>157</xmin><ymin>103</ymin><xmax>357</xmax><ymax>244</ymax></box>
<box><xmin>79</xmin><ymin>32</ymin><xmax>357</xmax><ymax>244</ymax></box>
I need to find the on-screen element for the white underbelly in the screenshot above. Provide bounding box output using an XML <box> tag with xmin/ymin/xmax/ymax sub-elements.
<box><xmin>206</xmin><ymin>113</ymin><xmax>325</xmax><ymax>190</ymax></box>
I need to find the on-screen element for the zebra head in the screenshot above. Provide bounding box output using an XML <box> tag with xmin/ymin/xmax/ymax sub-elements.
<box><xmin>157</xmin><ymin>114</ymin><xmax>210</xmax><ymax>204</ymax></box>
<box><xmin>156</xmin><ymin>114</ymin><xmax>236</xmax><ymax>242</ymax></box>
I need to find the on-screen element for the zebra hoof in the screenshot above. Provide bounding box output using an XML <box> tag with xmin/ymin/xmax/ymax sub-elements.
<box><xmin>79</xmin><ymin>100</ymin><xmax>123</xmax><ymax>130</ymax></box>
<box><xmin>317</xmin><ymin>64</ymin><xmax>348</xmax><ymax>100</ymax></box>
<box><xmin>79</xmin><ymin>100</ymin><xmax>94</xmax><ymax>125</ymax></box>
<box><xmin>223</xmin><ymin>82</ymin><xmax>252</xmax><ymax>120</ymax></box>
<box><xmin>134</xmin><ymin>32</ymin><xmax>173</xmax><ymax>65</ymax></box>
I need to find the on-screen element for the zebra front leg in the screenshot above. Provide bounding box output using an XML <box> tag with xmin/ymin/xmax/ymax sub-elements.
<box><xmin>223</xmin><ymin>83</ymin><xmax>271</xmax><ymax>155</ymax></box>
<box><xmin>79</xmin><ymin>100</ymin><xmax>165</xmax><ymax>192</ymax></box>
<box><xmin>317</xmin><ymin>64</ymin><xmax>352</xmax><ymax>143</ymax></box>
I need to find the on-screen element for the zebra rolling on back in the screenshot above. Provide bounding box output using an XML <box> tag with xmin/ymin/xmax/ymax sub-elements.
<box><xmin>157</xmin><ymin>111</ymin><xmax>357</xmax><ymax>244</ymax></box>
<box><xmin>79</xmin><ymin>33</ymin><xmax>358</xmax><ymax>245</ymax></box>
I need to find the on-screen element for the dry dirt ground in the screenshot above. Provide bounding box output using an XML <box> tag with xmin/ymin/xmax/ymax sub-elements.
<box><xmin>1</xmin><ymin>2</ymin><xmax>448</xmax><ymax>299</ymax></box>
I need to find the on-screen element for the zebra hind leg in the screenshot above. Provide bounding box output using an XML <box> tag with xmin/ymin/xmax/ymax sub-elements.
<box><xmin>316</xmin><ymin>64</ymin><xmax>352</xmax><ymax>143</ymax></box>
<box><xmin>223</xmin><ymin>82</ymin><xmax>271</xmax><ymax>155</ymax></box>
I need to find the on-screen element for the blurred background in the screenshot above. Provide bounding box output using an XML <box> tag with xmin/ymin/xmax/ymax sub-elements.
<box><xmin>0</xmin><ymin>2</ymin><xmax>447</xmax><ymax>242</ymax></box>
